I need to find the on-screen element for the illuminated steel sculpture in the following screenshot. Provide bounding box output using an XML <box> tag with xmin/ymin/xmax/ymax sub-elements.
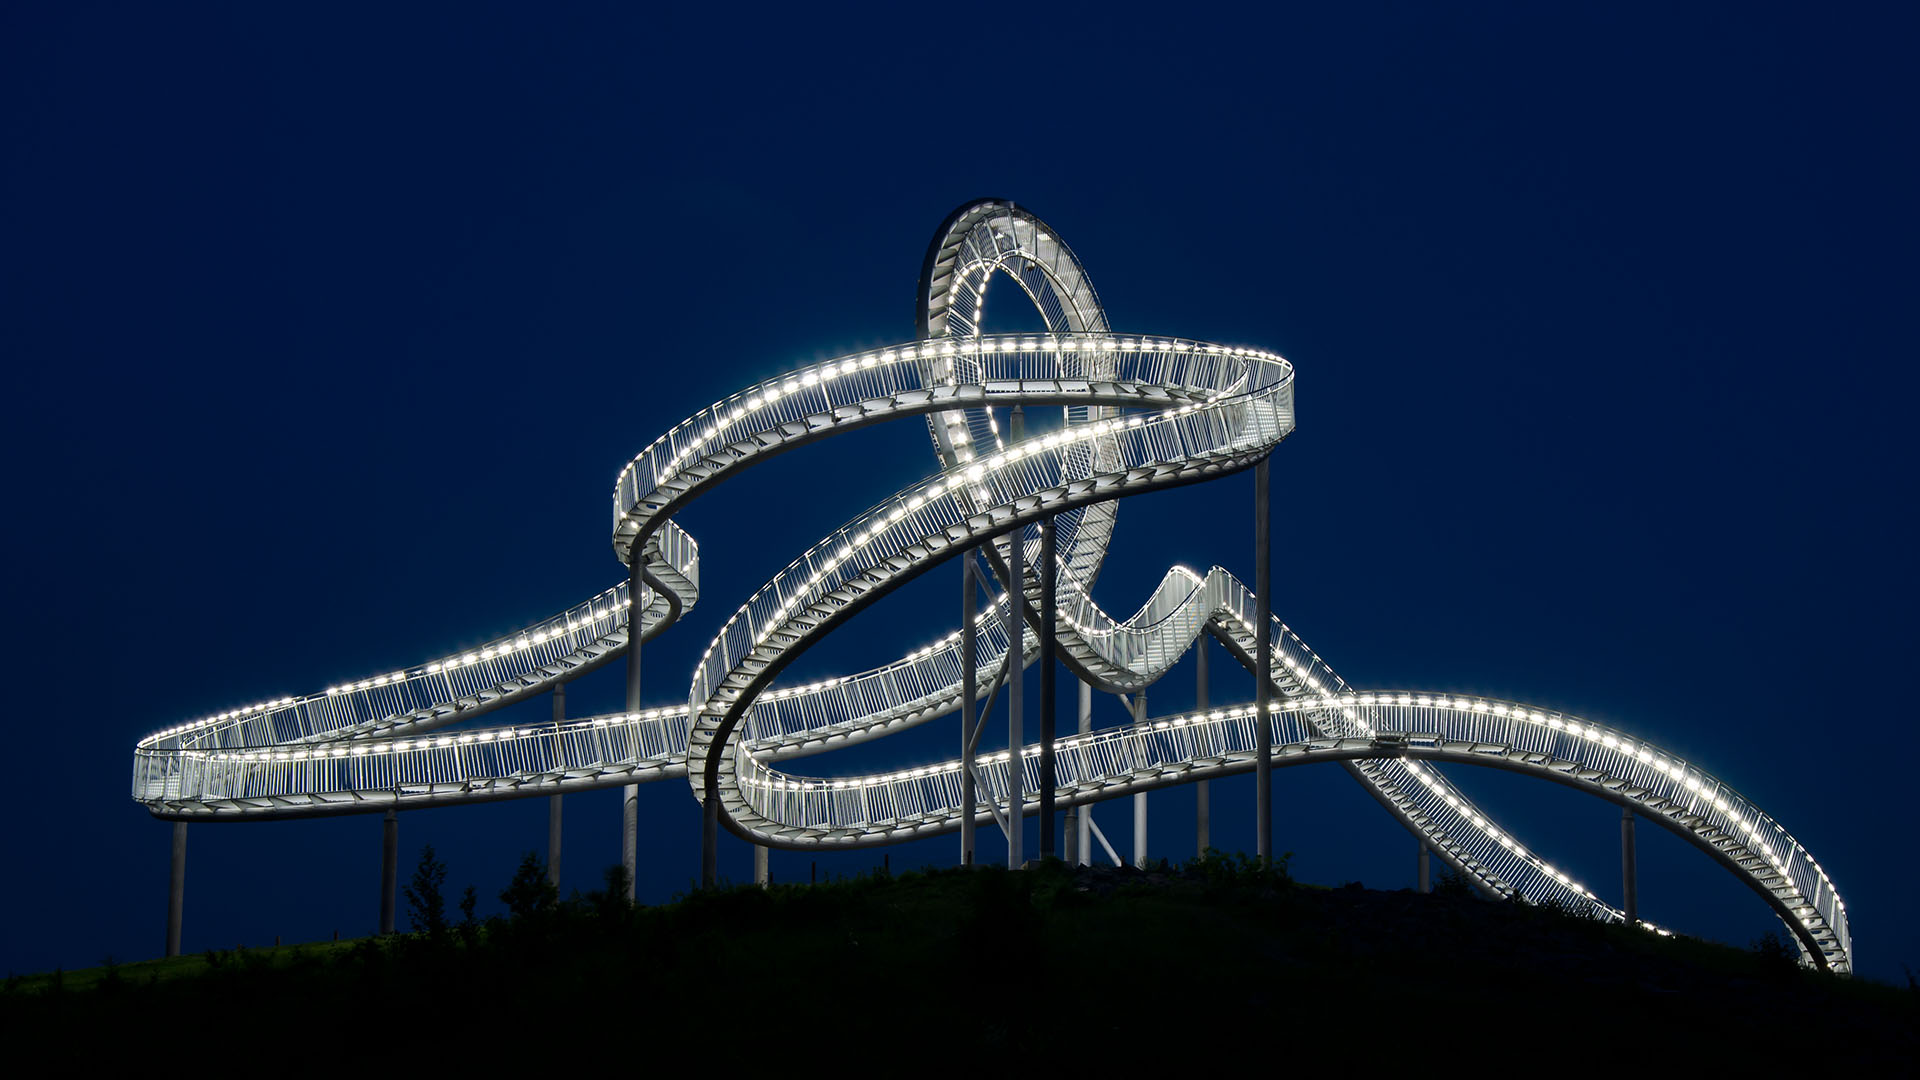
<box><xmin>132</xmin><ymin>200</ymin><xmax>1851</xmax><ymax>973</ymax></box>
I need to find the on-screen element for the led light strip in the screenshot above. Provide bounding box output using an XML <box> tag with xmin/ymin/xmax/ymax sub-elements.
<box><xmin>130</xmin><ymin>199</ymin><xmax>1849</xmax><ymax>974</ymax></box>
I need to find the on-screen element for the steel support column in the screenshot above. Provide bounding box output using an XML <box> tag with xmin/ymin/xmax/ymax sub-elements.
<box><xmin>1075</xmin><ymin>680</ymin><xmax>1092</xmax><ymax>866</ymax></box>
<box><xmin>379</xmin><ymin>808</ymin><xmax>397</xmax><ymax>935</ymax></box>
<box><xmin>1006</xmin><ymin>519</ymin><xmax>1024</xmax><ymax>870</ymax></box>
<box><xmin>548</xmin><ymin>685</ymin><xmax>564</xmax><ymax>889</ymax></box>
<box><xmin>961</xmin><ymin>553</ymin><xmax>977</xmax><ymax>868</ymax></box>
<box><xmin>1254</xmin><ymin>455</ymin><xmax>1273</xmax><ymax>864</ymax></box>
<box><xmin>1196</xmin><ymin>636</ymin><xmax>1210</xmax><ymax>858</ymax></box>
<box><xmin>1418</xmin><ymin>841</ymin><xmax>1431</xmax><ymax>894</ymax></box>
<box><xmin>1133</xmin><ymin>690</ymin><xmax>1147</xmax><ymax>868</ymax></box>
<box><xmin>1622</xmin><ymin>807</ymin><xmax>1638</xmax><ymax>927</ymax></box>
<box><xmin>701</xmin><ymin>797</ymin><xmax>719</xmax><ymax>888</ymax></box>
<box><xmin>165</xmin><ymin>822</ymin><xmax>186</xmax><ymax>958</ymax></box>
<box><xmin>625</xmin><ymin>554</ymin><xmax>642</xmax><ymax>898</ymax></box>
<box><xmin>622</xmin><ymin>786</ymin><xmax>638</xmax><ymax>902</ymax></box>
<box><xmin>754</xmin><ymin>844</ymin><xmax>769</xmax><ymax>888</ymax></box>
<box><xmin>1038</xmin><ymin>515</ymin><xmax>1057</xmax><ymax>859</ymax></box>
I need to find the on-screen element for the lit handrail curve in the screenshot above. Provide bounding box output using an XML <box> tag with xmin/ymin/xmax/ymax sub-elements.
<box><xmin>730</xmin><ymin>691</ymin><xmax>1849</xmax><ymax>968</ymax></box>
<box><xmin>128</xmin><ymin>199</ymin><xmax>1851</xmax><ymax>974</ymax></box>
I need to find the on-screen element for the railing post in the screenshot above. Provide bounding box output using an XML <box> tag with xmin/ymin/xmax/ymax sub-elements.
<box><xmin>548</xmin><ymin>685</ymin><xmax>564</xmax><ymax>889</ymax></box>
<box><xmin>1196</xmin><ymin>635</ymin><xmax>1210</xmax><ymax>858</ymax></box>
<box><xmin>1038</xmin><ymin>515</ymin><xmax>1057</xmax><ymax>859</ymax></box>
<box><xmin>1254</xmin><ymin>455</ymin><xmax>1273</xmax><ymax>865</ymax></box>
<box><xmin>1133</xmin><ymin>690</ymin><xmax>1148</xmax><ymax>868</ymax></box>
<box><xmin>625</xmin><ymin>555</ymin><xmax>642</xmax><ymax>900</ymax></box>
<box><xmin>165</xmin><ymin>822</ymin><xmax>186</xmax><ymax>957</ymax></box>
<box><xmin>961</xmin><ymin>554</ymin><xmax>977</xmax><ymax>868</ymax></box>
<box><xmin>1622</xmin><ymin>807</ymin><xmax>1638</xmax><ymax>927</ymax></box>
<box><xmin>379</xmin><ymin>808</ymin><xmax>398</xmax><ymax>935</ymax></box>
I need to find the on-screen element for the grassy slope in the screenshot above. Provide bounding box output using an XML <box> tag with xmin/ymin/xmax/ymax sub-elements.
<box><xmin>5</xmin><ymin>859</ymin><xmax>1912</xmax><ymax>1063</ymax></box>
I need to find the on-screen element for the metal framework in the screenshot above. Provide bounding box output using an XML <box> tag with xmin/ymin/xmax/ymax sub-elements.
<box><xmin>131</xmin><ymin>200</ymin><xmax>1851</xmax><ymax>974</ymax></box>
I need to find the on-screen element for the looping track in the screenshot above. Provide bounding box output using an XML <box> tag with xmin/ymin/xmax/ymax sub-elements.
<box><xmin>132</xmin><ymin>199</ymin><xmax>1851</xmax><ymax>974</ymax></box>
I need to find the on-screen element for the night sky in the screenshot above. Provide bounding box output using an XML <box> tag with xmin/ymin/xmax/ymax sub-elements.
<box><xmin>5</xmin><ymin>6</ymin><xmax>1915</xmax><ymax>985</ymax></box>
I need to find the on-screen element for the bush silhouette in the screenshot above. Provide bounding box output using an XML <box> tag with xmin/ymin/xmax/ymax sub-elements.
<box><xmin>500</xmin><ymin>851</ymin><xmax>558</xmax><ymax>919</ymax></box>
<box><xmin>403</xmin><ymin>845</ymin><xmax>449</xmax><ymax>941</ymax></box>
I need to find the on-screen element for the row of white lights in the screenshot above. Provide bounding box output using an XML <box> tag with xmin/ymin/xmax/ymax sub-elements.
<box><xmin>613</xmin><ymin>334</ymin><xmax>1279</xmax><ymax>528</ymax></box>
<box><xmin>731</xmin><ymin>686</ymin><xmax>1837</xmax><ymax>926</ymax></box>
<box><xmin>186</xmin><ymin>710</ymin><xmax>694</xmax><ymax>763</ymax></box>
<box><xmin>709</xmin><ymin>386</ymin><xmax>1279</xmax><ymax>673</ymax></box>
<box><xmin>141</xmin><ymin>586</ymin><xmax>634</xmax><ymax>747</ymax></box>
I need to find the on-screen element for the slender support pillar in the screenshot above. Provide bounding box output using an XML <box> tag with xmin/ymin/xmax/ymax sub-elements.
<box><xmin>1195</xmin><ymin>636</ymin><xmax>1210</xmax><ymax>858</ymax></box>
<box><xmin>165</xmin><ymin>822</ymin><xmax>186</xmax><ymax>958</ymax></box>
<box><xmin>960</xmin><ymin>554</ymin><xmax>978</xmax><ymax>868</ymax></box>
<box><xmin>547</xmin><ymin>796</ymin><xmax>563</xmax><ymax>888</ymax></box>
<box><xmin>1622</xmin><ymin>807</ymin><xmax>1638</xmax><ymax>927</ymax></box>
<box><xmin>1006</xmin><ymin>521</ymin><xmax>1024</xmax><ymax>870</ymax></box>
<box><xmin>625</xmin><ymin>554</ymin><xmax>642</xmax><ymax>898</ymax></box>
<box><xmin>1076</xmin><ymin>680</ymin><xmax>1092</xmax><ymax>865</ymax></box>
<box><xmin>1254</xmin><ymin>456</ymin><xmax>1273</xmax><ymax>864</ymax></box>
<box><xmin>548</xmin><ymin>686</ymin><xmax>564</xmax><ymax>888</ymax></box>
<box><xmin>379</xmin><ymin>808</ymin><xmax>398</xmax><ymax>935</ymax></box>
<box><xmin>622</xmin><ymin>785</ymin><xmax>638</xmax><ymax>902</ymax></box>
<box><xmin>701</xmin><ymin>797</ymin><xmax>719</xmax><ymax>888</ymax></box>
<box><xmin>1038</xmin><ymin>515</ymin><xmax>1057</xmax><ymax>859</ymax></box>
<box><xmin>1133</xmin><ymin>691</ymin><xmax>1148</xmax><ymax>868</ymax></box>
<box><xmin>1418</xmin><ymin>841</ymin><xmax>1431</xmax><ymax>894</ymax></box>
<box><xmin>754</xmin><ymin>844</ymin><xmax>769</xmax><ymax>887</ymax></box>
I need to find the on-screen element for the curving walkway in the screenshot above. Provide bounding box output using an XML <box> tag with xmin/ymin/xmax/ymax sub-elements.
<box><xmin>132</xmin><ymin>200</ymin><xmax>1851</xmax><ymax>973</ymax></box>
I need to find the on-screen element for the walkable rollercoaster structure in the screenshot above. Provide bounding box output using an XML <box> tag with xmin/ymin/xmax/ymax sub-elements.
<box><xmin>131</xmin><ymin>199</ymin><xmax>1852</xmax><ymax>973</ymax></box>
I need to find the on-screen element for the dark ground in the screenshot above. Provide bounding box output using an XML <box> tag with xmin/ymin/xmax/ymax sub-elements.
<box><xmin>6</xmin><ymin>856</ymin><xmax>1911</xmax><ymax>1064</ymax></box>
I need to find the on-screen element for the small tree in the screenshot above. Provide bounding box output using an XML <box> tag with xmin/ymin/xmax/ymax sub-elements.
<box><xmin>403</xmin><ymin>845</ymin><xmax>449</xmax><ymax>940</ymax></box>
<box><xmin>1432</xmin><ymin>867</ymin><xmax>1473</xmax><ymax>897</ymax></box>
<box><xmin>500</xmin><ymin>851</ymin><xmax>558</xmax><ymax>919</ymax></box>
<box><xmin>457</xmin><ymin>885</ymin><xmax>480</xmax><ymax>948</ymax></box>
<box><xmin>592</xmin><ymin>864</ymin><xmax>634</xmax><ymax>922</ymax></box>
<box><xmin>1751</xmin><ymin>929</ymin><xmax>1798</xmax><ymax>977</ymax></box>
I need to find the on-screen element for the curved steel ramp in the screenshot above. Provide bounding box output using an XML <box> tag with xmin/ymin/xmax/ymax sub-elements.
<box><xmin>131</xmin><ymin>200</ymin><xmax>1851</xmax><ymax>974</ymax></box>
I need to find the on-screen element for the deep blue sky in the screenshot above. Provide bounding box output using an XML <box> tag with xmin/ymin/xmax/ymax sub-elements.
<box><xmin>4</xmin><ymin>5</ymin><xmax>1915</xmax><ymax>984</ymax></box>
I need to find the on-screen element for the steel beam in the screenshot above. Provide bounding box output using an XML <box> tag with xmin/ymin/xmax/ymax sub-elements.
<box><xmin>625</xmin><ymin>552</ymin><xmax>642</xmax><ymax>898</ymax></box>
<box><xmin>379</xmin><ymin>808</ymin><xmax>397</xmax><ymax>935</ymax></box>
<box><xmin>548</xmin><ymin>685</ymin><xmax>564</xmax><ymax>888</ymax></box>
<box><xmin>1254</xmin><ymin>455</ymin><xmax>1272</xmax><ymax>864</ymax></box>
<box><xmin>622</xmin><ymin>785</ymin><xmax>638</xmax><ymax>902</ymax></box>
<box><xmin>165</xmin><ymin>822</ymin><xmax>186</xmax><ymax>958</ymax></box>
<box><xmin>1076</xmin><ymin>680</ymin><xmax>1092</xmax><ymax>865</ymax></box>
<box><xmin>961</xmin><ymin>553</ymin><xmax>977</xmax><ymax>868</ymax></box>
<box><xmin>1006</xmin><ymin>509</ymin><xmax>1024</xmax><ymax>870</ymax></box>
<box><xmin>701</xmin><ymin>796</ymin><xmax>719</xmax><ymax>888</ymax></box>
<box><xmin>1196</xmin><ymin>636</ymin><xmax>1210</xmax><ymax>858</ymax></box>
<box><xmin>1623</xmin><ymin>807</ymin><xmax>1638</xmax><ymax>927</ymax></box>
<box><xmin>1038</xmin><ymin>515</ymin><xmax>1057</xmax><ymax>859</ymax></box>
<box><xmin>1133</xmin><ymin>690</ymin><xmax>1147</xmax><ymax>868</ymax></box>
